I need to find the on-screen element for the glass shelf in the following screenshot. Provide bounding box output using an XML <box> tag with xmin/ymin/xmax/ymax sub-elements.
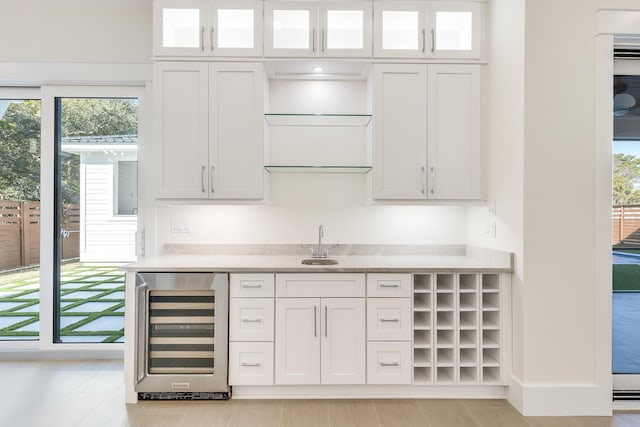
<box><xmin>264</xmin><ymin>113</ymin><xmax>372</xmax><ymax>127</ymax></box>
<box><xmin>264</xmin><ymin>165</ymin><xmax>372</xmax><ymax>173</ymax></box>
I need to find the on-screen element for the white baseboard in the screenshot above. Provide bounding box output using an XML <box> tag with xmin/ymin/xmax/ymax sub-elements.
<box><xmin>231</xmin><ymin>384</ymin><xmax>507</xmax><ymax>400</ymax></box>
<box><xmin>508</xmin><ymin>376</ymin><xmax>612</xmax><ymax>416</ymax></box>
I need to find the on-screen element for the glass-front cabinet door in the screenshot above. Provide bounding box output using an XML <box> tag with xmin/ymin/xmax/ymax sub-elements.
<box><xmin>429</xmin><ymin>2</ymin><xmax>482</xmax><ymax>59</ymax></box>
<box><xmin>154</xmin><ymin>0</ymin><xmax>207</xmax><ymax>56</ymax></box>
<box><xmin>373</xmin><ymin>1</ymin><xmax>482</xmax><ymax>59</ymax></box>
<box><xmin>210</xmin><ymin>0</ymin><xmax>263</xmax><ymax>56</ymax></box>
<box><xmin>264</xmin><ymin>1</ymin><xmax>371</xmax><ymax>57</ymax></box>
<box><xmin>154</xmin><ymin>0</ymin><xmax>262</xmax><ymax>56</ymax></box>
<box><xmin>264</xmin><ymin>1</ymin><xmax>317</xmax><ymax>57</ymax></box>
<box><xmin>373</xmin><ymin>2</ymin><xmax>427</xmax><ymax>58</ymax></box>
<box><xmin>319</xmin><ymin>1</ymin><xmax>372</xmax><ymax>57</ymax></box>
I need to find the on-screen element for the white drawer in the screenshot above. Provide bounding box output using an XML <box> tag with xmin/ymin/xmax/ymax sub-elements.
<box><xmin>367</xmin><ymin>273</ymin><xmax>412</xmax><ymax>297</ymax></box>
<box><xmin>367</xmin><ymin>298</ymin><xmax>411</xmax><ymax>341</ymax></box>
<box><xmin>367</xmin><ymin>341</ymin><xmax>412</xmax><ymax>385</ymax></box>
<box><xmin>230</xmin><ymin>273</ymin><xmax>275</xmax><ymax>298</ymax></box>
<box><xmin>276</xmin><ymin>273</ymin><xmax>365</xmax><ymax>297</ymax></box>
<box><xmin>229</xmin><ymin>342</ymin><xmax>274</xmax><ymax>386</ymax></box>
<box><xmin>230</xmin><ymin>298</ymin><xmax>274</xmax><ymax>341</ymax></box>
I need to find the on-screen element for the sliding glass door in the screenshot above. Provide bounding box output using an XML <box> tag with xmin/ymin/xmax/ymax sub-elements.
<box><xmin>53</xmin><ymin>96</ymin><xmax>139</xmax><ymax>343</ymax></box>
<box><xmin>0</xmin><ymin>89</ymin><xmax>41</xmax><ymax>342</ymax></box>
<box><xmin>613</xmin><ymin>72</ymin><xmax>640</xmax><ymax>395</ymax></box>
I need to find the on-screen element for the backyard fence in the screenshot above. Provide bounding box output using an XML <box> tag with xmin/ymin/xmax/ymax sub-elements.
<box><xmin>613</xmin><ymin>205</ymin><xmax>640</xmax><ymax>246</ymax></box>
<box><xmin>0</xmin><ymin>200</ymin><xmax>79</xmax><ymax>270</ymax></box>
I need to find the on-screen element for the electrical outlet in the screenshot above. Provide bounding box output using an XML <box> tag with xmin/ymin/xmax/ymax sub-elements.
<box><xmin>484</xmin><ymin>221</ymin><xmax>496</xmax><ymax>238</ymax></box>
<box><xmin>171</xmin><ymin>219</ymin><xmax>191</xmax><ymax>233</ymax></box>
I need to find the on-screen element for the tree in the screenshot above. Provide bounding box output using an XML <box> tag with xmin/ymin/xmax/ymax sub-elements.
<box><xmin>0</xmin><ymin>98</ymin><xmax>137</xmax><ymax>202</ymax></box>
<box><xmin>0</xmin><ymin>100</ymin><xmax>41</xmax><ymax>201</ymax></box>
<box><xmin>613</xmin><ymin>153</ymin><xmax>640</xmax><ymax>205</ymax></box>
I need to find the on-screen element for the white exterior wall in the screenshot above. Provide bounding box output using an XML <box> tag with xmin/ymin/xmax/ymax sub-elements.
<box><xmin>81</xmin><ymin>155</ymin><xmax>137</xmax><ymax>263</ymax></box>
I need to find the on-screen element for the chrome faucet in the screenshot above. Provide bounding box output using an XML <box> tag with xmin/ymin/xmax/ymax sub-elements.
<box><xmin>307</xmin><ymin>224</ymin><xmax>337</xmax><ymax>258</ymax></box>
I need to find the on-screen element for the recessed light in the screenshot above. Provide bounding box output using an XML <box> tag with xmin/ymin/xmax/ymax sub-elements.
<box><xmin>312</xmin><ymin>66</ymin><xmax>324</xmax><ymax>73</ymax></box>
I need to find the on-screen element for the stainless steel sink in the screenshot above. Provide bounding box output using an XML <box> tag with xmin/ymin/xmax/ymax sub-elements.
<box><xmin>301</xmin><ymin>258</ymin><xmax>338</xmax><ymax>265</ymax></box>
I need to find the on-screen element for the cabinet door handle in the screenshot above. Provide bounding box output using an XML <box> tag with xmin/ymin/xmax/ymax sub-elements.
<box><xmin>210</xmin><ymin>27</ymin><xmax>215</xmax><ymax>51</ymax></box>
<box><xmin>313</xmin><ymin>305</ymin><xmax>317</xmax><ymax>337</ymax></box>
<box><xmin>211</xmin><ymin>166</ymin><xmax>215</xmax><ymax>194</ymax></box>
<box><xmin>420</xmin><ymin>166</ymin><xmax>426</xmax><ymax>194</ymax></box>
<box><xmin>241</xmin><ymin>318</ymin><xmax>263</xmax><ymax>323</ymax></box>
<box><xmin>241</xmin><ymin>362</ymin><xmax>262</xmax><ymax>367</ymax></box>
<box><xmin>312</xmin><ymin>28</ymin><xmax>317</xmax><ymax>53</ymax></box>
<box><xmin>430</xmin><ymin>166</ymin><xmax>435</xmax><ymax>194</ymax></box>
<box><xmin>241</xmin><ymin>283</ymin><xmax>263</xmax><ymax>289</ymax></box>
<box><xmin>379</xmin><ymin>283</ymin><xmax>400</xmax><ymax>288</ymax></box>
<box><xmin>422</xmin><ymin>29</ymin><xmax>426</xmax><ymax>54</ymax></box>
<box><xmin>380</xmin><ymin>361</ymin><xmax>400</xmax><ymax>367</ymax></box>
<box><xmin>201</xmin><ymin>27</ymin><xmax>205</xmax><ymax>51</ymax></box>
<box><xmin>379</xmin><ymin>318</ymin><xmax>400</xmax><ymax>323</ymax></box>
<box><xmin>201</xmin><ymin>165</ymin><xmax>206</xmax><ymax>193</ymax></box>
<box><xmin>324</xmin><ymin>305</ymin><xmax>328</xmax><ymax>338</ymax></box>
<box><xmin>321</xmin><ymin>27</ymin><xmax>325</xmax><ymax>52</ymax></box>
<box><xmin>431</xmin><ymin>29</ymin><xmax>435</xmax><ymax>53</ymax></box>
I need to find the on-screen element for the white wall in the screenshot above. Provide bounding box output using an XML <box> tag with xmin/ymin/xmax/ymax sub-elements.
<box><xmin>468</xmin><ymin>0</ymin><xmax>640</xmax><ymax>416</ymax></box>
<box><xmin>467</xmin><ymin>0</ymin><xmax>525</xmax><ymax>384</ymax></box>
<box><xmin>0</xmin><ymin>0</ymin><xmax>152</xmax><ymax>64</ymax></box>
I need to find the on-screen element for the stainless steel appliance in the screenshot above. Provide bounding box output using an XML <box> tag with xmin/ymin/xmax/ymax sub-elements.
<box><xmin>135</xmin><ymin>272</ymin><xmax>229</xmax><ymax>400</ymax></box>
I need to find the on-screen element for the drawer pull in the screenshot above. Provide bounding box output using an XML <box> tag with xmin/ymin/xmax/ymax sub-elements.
<box><xmin>379</xmin><ymin>283</ymin><xmax>400</xmax><ymax>288</ymax></box>
<box><xmin>241</xmin><ymin>318</ymin><xmax>263</xmax><ymax>323</ymax></box>
<box><xmin>380</xmin><ymin>361</ymin><xmax>400</xmax><ymax>367</ymax></box>
<box><xmin>241</xmin><ymin>362</ymin><xmax>262</xmax><ymax>367</ymax></box>
<box><xmin>379</xmin><ymin>318</ymin><xmax>400</xmax><ymax>322</ymax></box>
<box><xmin>241</xmin><ymin>283</ymin><xmax>263</xmax><ymax>288</ymax></box>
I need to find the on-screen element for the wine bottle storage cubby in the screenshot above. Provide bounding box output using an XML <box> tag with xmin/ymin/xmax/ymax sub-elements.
<box><xmin>414</xmin><ymin>329</ymin><xmax>431</xmax><ymax>347</ymax></box>
<box><xmin>414</xmin><ymin>292</ymin><xmax>431</xmax><ymax>310</ymax></box>
<box><xmin>412</xmin><ymin>272</ymin><xmax>503</xmax><ymax>386</ymax></box>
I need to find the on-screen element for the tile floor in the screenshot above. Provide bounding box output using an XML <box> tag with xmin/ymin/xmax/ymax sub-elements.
<box><xmin>0</xmin><ymin>360</ymin><xmax>638</xmax><ymax>427</ymax></box>
<box><xmin>0</xmin><ymin>264</ymin><xmax>124</xmax><ymax>342</ymax></box>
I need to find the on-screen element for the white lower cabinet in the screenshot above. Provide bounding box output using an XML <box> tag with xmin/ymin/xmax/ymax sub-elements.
<box><xmin>275</xmin><ymin>297</ymin><xmax>366</xmax><ymax>385</ymax></box>
<box><xmin>229</xmin><ymin>271</ymin><xmax>505</xmax><ymax>389</ymax></box>
<box><xmin>367</xmin><ymin>341</ymin><xmax>412</xmax><ymax>385</ymax></box>
<box><xmin>229</xmin><ymin>342</ymin><xmax>274</xmax><ymax>385</ymax></box>
<box><xmin>366</xmin><ymin>273</ymin><xmax>412</xmax><ymax>385</ymax></box>
<box><xmin>274</xmin><ymin>273</ymin><xmax>366</xmax><ymax>385</ymax></box>
<box><xmin>229</xmin><ymin>273</ymin><xmax>275</xmax><ymax>386</ymax></box>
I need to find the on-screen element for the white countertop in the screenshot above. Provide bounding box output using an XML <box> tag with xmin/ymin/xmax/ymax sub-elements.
<box><xmin>122</xmin><ymin>245</ymin><xmax>512</xmax><ymax>273</ymax></box>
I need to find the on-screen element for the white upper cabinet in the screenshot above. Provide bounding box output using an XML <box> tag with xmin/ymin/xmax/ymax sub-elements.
<box><xmin>264</xmin><ymin>1</ymin><xmax>372</xmax><ymax>57</ymax></box>
<box><xmin>155</xmin><ymin>62</ymin><xmax>264</xmax><ymax>199</ymax></box>
<box><xmin>373</xmin><ymin>1</ymin><xmax>483</xmax><ymax>59</ymax></box>
<box><xmin>427</xmin><ymin>64</ymin><xmax>481</xmax><ymax>199</ymax></box>
<box><xmin>154</xmin><ymin>0</ymin><xmax>263</xmax><ymax>56</ymax></box>
<box><xmin>372</xmin><ymin>63</ymin><xmax>482</xmax><ymax>200</ymax></box>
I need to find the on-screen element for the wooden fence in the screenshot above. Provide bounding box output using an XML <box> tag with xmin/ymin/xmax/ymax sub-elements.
<box><xmin>0</xmin><ymin>200</ymin><xmax>79</xmax><ymax>270</ymax></box>
<box><xmin>613</xmin><ymin>205</ymin><xmax>640</xmax><ymax>246</ymax></box>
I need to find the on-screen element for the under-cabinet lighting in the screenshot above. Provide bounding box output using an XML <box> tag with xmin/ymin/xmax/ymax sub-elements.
<box><xmin>312</xmin><ymin>66</ymin><xmax>324</xmax><ymax>73</ymax></box>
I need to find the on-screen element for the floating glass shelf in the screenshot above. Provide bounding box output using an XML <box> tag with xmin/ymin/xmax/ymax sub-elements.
<box><xmin>264</xmin><ymin>165</ymin><xmax>372</xmax><ymax>173</ymax></box>
<box><xmin>264</xmin><ymin>113</ymin><xmax>372</xmax><ymax>127</ymax></box>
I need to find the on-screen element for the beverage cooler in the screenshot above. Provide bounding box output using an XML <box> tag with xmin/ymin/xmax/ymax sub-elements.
<box><xmin>135</xmin><ymin>272</ymin><xmax>229</xmax><ymax>400</ymax></box>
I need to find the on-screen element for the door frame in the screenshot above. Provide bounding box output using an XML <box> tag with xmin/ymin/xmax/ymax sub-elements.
<box><xmin>596</xmin><ymin>9</ymin><xmax>640</xmax><ymax>406</ymax></box>
<box><xmin>41</xmin><ymin>85</ymin><xmax>147</xmax><ymax>352</ymax></box>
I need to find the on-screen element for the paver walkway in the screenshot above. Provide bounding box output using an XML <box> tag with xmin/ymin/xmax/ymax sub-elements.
<box><xmin>0</xmin><ymin>264</ymin><xmax>124</xmax><ymax>343</ymax></box>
